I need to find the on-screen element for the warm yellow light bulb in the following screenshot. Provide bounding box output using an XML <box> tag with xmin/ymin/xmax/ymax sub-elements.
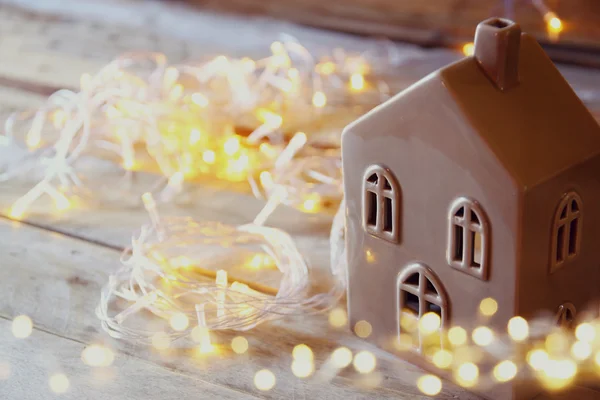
<box><xmin>448</xmin><ymin>326</ymin><xmax>468</xmax><ymax>346</ymax></box>
<box><xmin>417</xmin><ymin>374</ymin><xmax>442</xmax><ymax>396</ymax></box>
<box><xmin>291</xmin><ymin>359</ymin><xmax>314</xmax><ymax>378</ymax></box>
<box><xmin>81</xmin><ymin>344</ymin><xmax>115</xmax><ymax>367</ymax></box>
<box><xmin>479</xmin><ymin>298</ymin><xmax>498</xmax><ymax>316</ymax></box>
<box><xmin>527</xmin><ymin>349</ymin><xmax>549</xmax><ymax>371</ymax></box>
<box><xmin>254</xmin><ymin>369</ymin><xmax>276</xmax><ymax>391</ymax></box>
<box><xmin>302</xmin><ymin>195</ymin><xmax>320</xmax><ymax>213</ymax></box>
<box><xmin>354</xmin><ymin>320</ymin><xmax>373</xmax><ymax>339</ymax></box>
<box><xmin>223</xmin><ymin>137</ymin><xmax>241</xmax><ymax>156</ymax></box>
<box><xmin>331</xmin><ymin>347</ymin><xmax>353</xmax><ymax>368</ymax></box>
<box><xmin>329</xmin><ymin>307</ymin><xmax>347</xmax><ymax>328</ymax></box>
<box><xmin>419</xmin><ymin>312</ymin><xmax>441</xmax><ymax>334</ymax></box>
<box><xmin>547</xmin><ymin>16</ymin><xmax>563</xmax><ymax>33</ymax></box>
<box><xmin>292</xmin><ymin>344</ymin><xmax>314</xmax><ymax>361</ymax></box>
<box><xmin>316</xmin><ymin>61</ymin><xmax>336</xmax><ymax>75</ymax></box>
<box><xmin>231</xmin><ymin>336</ymin><xmax>249</xmax><ymax>354</ymax></box>
<box><xmin>169</xmin><ymin>313</ymin><xmax>189</xmax><ymax>332</ymax></box>
<box><xmin>49</xmin><ymin>373</ymin><xmax>70</xmax><ymax>394</ymax></box>
<box><xmin>462</xmin><ymin>42</ymin><xmax>475</xmax><ymax>57</ymax></box>
<box><xmin>350</xmin><ymin>73</ymin><xmax>365</xmax><ymax>91</ymax></box>
<box><xmin>472</xmin><ymin>326</ymin><xmax>494</xmax><ymax>346</ymax></box>
<box><xmin>456</xmin><ymin>362</ymin><xmax>479</xmax><ymax>387</ymax></box>
<box><xmin>353</xmin><ymin>350</ymin><xmax>376</xmax><ymax>374</ymax></box>
<box><xmin>432</xmin><ymin>349</ymin><xmax>453</xmax><ymax>369</ymax></box>
<box><xmin>507</xmin><ymin>316</ymin><xmax>529</xmax><ymax>342</ymax></box>
<box><xmin>493</xmin><ymin>360</ymin><xmax>517</xmax><ymax>382</ymax></box>
<box><xmin>571</xmin><ymin>341</ymin><xmax>592</xmax><ymax>361</ymax></box>
<box><xmin>312</xmin><ymin>91</ymin><xmax>327</xmax><ymax>108</ymax></box>
<box><xmin>12</xmin><ymin>315</ymin><xmax>33</xmax><ymax>339</ymax></box>
<box><xmin>270</xmin><ymin>41</ymin><xmax>284</xmax><ymax>54</ymax></box>
<box><xmin>203</xmin><ymin>150</ymin><xmax>216</xmax><ymax>164</ymax></box>
<box><xmin>575</xmin><ymin>322</ymin><xmax>596</xmax><ymax>343</ymax></box>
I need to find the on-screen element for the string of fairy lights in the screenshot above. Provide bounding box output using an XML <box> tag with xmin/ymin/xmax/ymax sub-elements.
<box><xmin>0</xmin><ymin>36</ymin><xmax>394</xmax><ymax>221</ymax></box>
<box><xmin>3</xmin><ymin>2</ymin><xmax>600</xmax><ymax>398</ymax></box>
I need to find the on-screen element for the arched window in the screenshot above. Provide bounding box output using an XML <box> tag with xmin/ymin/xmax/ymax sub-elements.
<box><xmin>447</xmin><ymin>197</ymin><xmax>489</xmax><ymax>280</ymax></box>
<box><xmin>397</xmin><ymin>263</ymin><xmax>448</xmax><ymax>354</ymax></box>
<box><xmin>551</xmin><ymin>192</ymin><xmax>582</xmax><ymax>273</ymax></box>
<box><xmin>556</xmin><ymin>303</ymin><xmax>576</xmax><ymax>328</ymax></box>
<box><xmin>362</xmin><ymin>165</ymin><xmax>399</xmax><ymax>243</ymax></box>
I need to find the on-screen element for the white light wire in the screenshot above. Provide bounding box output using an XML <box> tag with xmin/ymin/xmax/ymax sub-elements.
<box><xmin>96</xmin><ymin>194</ymin><xmax>347</xmax><ymax>342</ymax></box>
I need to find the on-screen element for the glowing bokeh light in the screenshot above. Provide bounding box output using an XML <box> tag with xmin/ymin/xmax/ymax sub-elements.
<box><xmin>432</xmin><ymin>349</ymin><xmax>453</xmax><ymax>369</ymax></box>
<box><xmin>312</xmin><ymin>91</ymin><xmax>327</xmax><ymax>108</ymax></box>
<box><xmin>479</xmin><ymin>298</ymin><xmax>498</xmax><ymax>316</ymax></box>
<box><xmin>353</xmin><ymin>350</ymin><xmax>376</xmax><ymax>374</ymax></box>
<box><xmin>231</xmin><ymin>336</ymin><xmax>249</xmax><ymax>354</ymax></box>
<box><xmin>12</xmin><ymin>315</ymin><xmax>33</xmax><ymax>339</ymax></box>
<box><xmin>527</xmin><ymin>349</ymin><xmax>549</xmax><ymax>371</ymax></box>
<box><xmin>350</xmin><ymin>73</ymin><xmax>365</xmax><ymax>91</ymax></box>
<box><xmin>571</xmin><ymin>341</ymin><xmax>592</xmax><ymax>361</ymax></box>
<box><xmin>331</xmin><ymin>347</ymin><xmax>353</xmax><ymax>368</ymax></box>
<box><xmin>417</xmin><ymin>374</ymin><xmax>442</xmax><ymax>396</ymax></box>
<box><xmin>493</xmin><ymin>360</ymin><xmax>517</xmax><ymax>382</ymax></box>
<box><xmin>575</xmin><ymin>322</ymin><xmax>596</xmax><ymax>343</ymax></box>
<box><xmin>49</xmin><ymin>373</ymin><xmax>70</xmax><ymax>394</ymax></box>
<box><xmin>462</xmin><ymin>42</ymin><xmax>475</xmax><ymax>57</ymax></box>
<box><xmin>169</xmin><ymin>313</ymin><xmax>189</xmax><ymax>332</ymax></box>
<box><xmin>448</xmin><ymin>326</ymin><xmax>467</xmax><ymax>346</ymax></box>
<box><xmin>291</xmin><ymin>359</ymin><xmax>314</xmax><ymax>378</ymax></box>
<box><xmin>354</xmin><ymin>320</ymin><xmax>373</xmax><ymax>338</ymax></box>
<box><xmin>472</xmin><ymin>326</ymin><xmax>494</xmax><ymax>346</ymax></box>
<box><xmin>328</xmin><ymin>307</ymin><xmax>347</xmax><ymax>328</ymax></box>
<box><xmin>507</xmin><ymin>316</ymin><xmax>529</xmax><ymax>342</ymax></box>
<box><xmin>419</xmin><ymin>312</ymin><xmax>441</xmax><ymax>334</ymax></box>
<box><xmin>81</xmin><ymin>344</ymin><xmax>115</xmax><ymax>367</ymax></box>
<box><xmin>292</xmin><ymin>344</ymin><xmax>313</xmax><ymax>361</ymax></box>
<box><xmin>456</xmin><ymin>362</ymin><xmax>479</xmax><ymax>387</ymax></box>
<box><xmin>254</xmin><ymin>369</ymin><xmax>276</xmax><ymax>391</ymax></box>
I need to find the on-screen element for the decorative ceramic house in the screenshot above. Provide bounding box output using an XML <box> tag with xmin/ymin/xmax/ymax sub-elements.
<box><xmin>342</xmin><ymin>17</ymin><xmax>600</xmax><ymax>400</ymax></box>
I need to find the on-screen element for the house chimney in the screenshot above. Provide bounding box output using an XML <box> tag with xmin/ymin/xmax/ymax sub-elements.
<box><xmin>473</xmin><ymin>17</ymin><xmax>521</xmax><ymax>91</ymax></box>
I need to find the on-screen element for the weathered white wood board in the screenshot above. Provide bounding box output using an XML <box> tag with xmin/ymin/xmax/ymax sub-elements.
<box><xmin>0</xmin><ymin>219</ymin><xmax>477</xmax><ymax>399</ymax></box>
<box><xmin>0</xmin><ymin>318</ymin><xmax>261</xmax><ymax>400</ymax></box>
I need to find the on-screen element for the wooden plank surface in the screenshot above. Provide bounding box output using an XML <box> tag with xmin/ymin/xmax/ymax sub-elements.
<box><xmin>0</xmin><ymin>0</ymin><xmax>599</xmax><ymax>399</ymax></box>
<box><xmin>0</xmin><ymin>219</ymin><xmax>477</xmax><ymax>399</ymax></box>
<box><xmin>0</xmin><ymin>318</ymin><xmax>260</xmax><ymax>400</ymax></box>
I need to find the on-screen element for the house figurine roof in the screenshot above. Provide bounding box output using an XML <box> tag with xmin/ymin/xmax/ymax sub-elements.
<box><xmin>345</xmin><ymin>17</ymin><xmax>600</xmax><ymax>189</ymax></box>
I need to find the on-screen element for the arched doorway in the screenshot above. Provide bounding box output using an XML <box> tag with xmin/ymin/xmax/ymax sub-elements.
<box><xmin>397</xmin><ymin>263</ymin><xmax>448</xmax><ymax>354</ymax></box>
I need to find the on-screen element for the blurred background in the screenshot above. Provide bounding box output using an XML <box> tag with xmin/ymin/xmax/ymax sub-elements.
<box><xmin>180</xmin><ymin>0</ymin><xmax>600</xmax><ymax>65</ymax></box>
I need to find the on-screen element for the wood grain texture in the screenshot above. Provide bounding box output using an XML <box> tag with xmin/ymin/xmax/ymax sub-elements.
<box><xmin>0</xmin><ymin>219</ymin><xmax>477</xmax><ymax>399</ymax></box>
<box><xmin>0</xmin><ymin>318</ymin><xmax>260</xmax><ymax>400</ymax></box>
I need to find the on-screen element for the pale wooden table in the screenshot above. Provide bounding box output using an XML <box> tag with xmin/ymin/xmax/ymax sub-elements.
<box><xmin>0</xmin><ymin>1</ymin><xmax>600</xmax><ymax>399</ymax></box>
